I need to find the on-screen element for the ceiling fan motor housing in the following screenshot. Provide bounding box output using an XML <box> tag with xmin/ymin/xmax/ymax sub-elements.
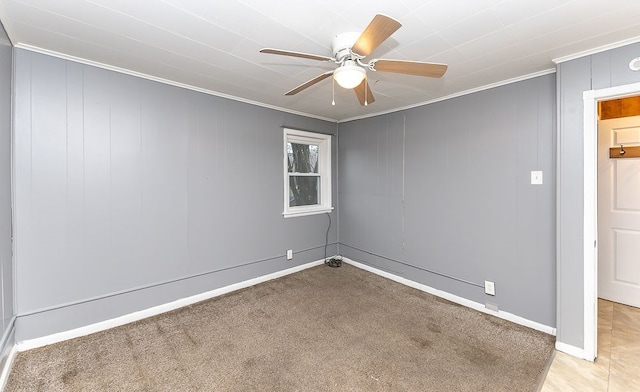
<box><xmin>332</xmin><ymin>32</ymin><xmax>361</xmax><ymax>62</ymax></box>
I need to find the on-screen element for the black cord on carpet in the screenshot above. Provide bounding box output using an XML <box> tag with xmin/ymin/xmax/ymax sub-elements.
<box><xmin>324</xmin><ymin>212</ymin><xmax>341</xmax><ymax>268</ymax></box>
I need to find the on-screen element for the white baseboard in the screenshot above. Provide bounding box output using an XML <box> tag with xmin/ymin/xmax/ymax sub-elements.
<box><xmin>0</xmin><ymin>318</ymin><xmax>16</xmax><ymax>391</ymax></box>
<box><xmin>16</xmin><ymin>256</ymin><xmax>557</xmax><ymax>352</ymax></box>
<box><xmin>17</xmin><ymin>259</ymin><xmax>325</xmax><ymax>352</ymax></box>
<box><xmin>555</xmin><ymin>341</ymin><xmax>590</xmax><ymax>361</ymax></box>
<box><xmin>343</xmin><ymin>257</ymin><xmax>557</xmax><ymax>336</ymax></box>
<box><xmin>0</xmin><ymin>345</ymin><xmax>17</xmax><ymax>391</ymax></box>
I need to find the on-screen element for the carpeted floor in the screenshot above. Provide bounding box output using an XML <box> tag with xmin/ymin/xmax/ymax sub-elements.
<box><xmin>5</xmin><ymin>263</ymin><xmax>555</xmax><ymax>391</ymax></box>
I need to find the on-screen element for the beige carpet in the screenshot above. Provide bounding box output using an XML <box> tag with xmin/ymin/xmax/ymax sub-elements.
<box><xmin>6</xmin><ymin>263</ymin><xmax>554</xmax><ymax>391</ymax></box>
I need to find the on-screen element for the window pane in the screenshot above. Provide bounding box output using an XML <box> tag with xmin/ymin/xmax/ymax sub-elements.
<box><xmin>289</xmin><ymin>176</ymin><xmax>320</xmax><ymax>206</ymax></box>
<box><xmin>287</xmin><ymin>143</ymin><xmax>318</xmax><ymax>173</ymax></box>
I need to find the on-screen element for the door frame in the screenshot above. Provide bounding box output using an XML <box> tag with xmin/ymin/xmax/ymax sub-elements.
<box><xmin>582</xmin><ymin>81</ymin><xmax>640</xmax><ymax>361</ymax></box>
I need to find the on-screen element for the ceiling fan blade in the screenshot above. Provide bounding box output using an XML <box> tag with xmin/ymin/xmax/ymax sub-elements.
<box><xmin>351</xmin><ymin>14</ymin><xmax>402</xmax><ymax>57</ymax></box>
<box><xmin>285</xmin><ymin>71</ymin><xmax>334</xmax><ymax>96</ymax></box>
<box><xmin>372</xmin><ymin>59</ymin><xmax>448</xmax><ymax>78</ymax></box>
<box><xmin>260</xmin><ymin>48</ymin><xmax>335</xmax><ymax>62</ymax></box>
<box><xmin>353</xmin><ymin>79</ymin><xmax>375</xmax><ymax>106</ymax></box>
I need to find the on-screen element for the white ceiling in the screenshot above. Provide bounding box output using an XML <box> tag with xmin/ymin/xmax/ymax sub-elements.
<box><xmin>1</xmin><ymin>0</ymin><xmax>640</xmax><ymax>122</ymax></box>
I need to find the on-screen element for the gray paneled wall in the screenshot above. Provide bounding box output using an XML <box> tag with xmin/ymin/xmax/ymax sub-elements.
<box><xmin>13</xmin><ymin>49</ymin><xmax>337</xmax><ymax>340</ymax></box>
<box><xmin>556</xmin><ymin>42</ymin><xmax>640</xmax><ymax>349</ymax></box>
<box><xmin>15</xmin><ymin>38</ymin><xmax>639</xmax><ymax>346</ymax></box>
<box><xmin>339</xmin><ymin>74</ymin><xmax>557</xmax><ymax>327</ymax></box>
<box><xmin>0</xmin><ymin>22</ymin><xmax>15</xmax><ymax>364</ymax></box>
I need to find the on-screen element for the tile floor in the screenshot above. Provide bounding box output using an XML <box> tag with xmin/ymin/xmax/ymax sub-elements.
<box><xmin>541</xmin><ymin>299</ymin><xmax>640</xmax><ymax>391</ymax></box>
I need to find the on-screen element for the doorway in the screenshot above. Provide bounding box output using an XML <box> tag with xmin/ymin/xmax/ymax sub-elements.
<box><xmin>583</xmin><ymin>82</ymin><xmax>640</xmax><ymax>362</ymax></box>
<box><xmin>597</xmin><ymin>102</ymin><xmax>640</xmax><ymax>308</ymax></box>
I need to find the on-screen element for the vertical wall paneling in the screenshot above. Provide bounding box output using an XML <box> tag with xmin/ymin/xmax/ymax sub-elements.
<box><xmin>338</xmin><ymin>74</ymin><xmax>557</xmax><ymax>327</ymax></box>
<box><xmin>83</xmin><ymin>65</ymin><xmax>116</xmax><ymax>296</ymax></box>
<box><xmin>30</xmin><ymin>55</ymin><xmax>69</xmax><ymax>308</ymax></box>
<box><xmin>65</xmin><ymin>62</ymin><xmax>87</xmax><ymax>299</ymax></box>
<box><xmin>13</xmin><ymin>49</ymin><xmax>337</xmax><ymax>340</ymax></box>
<box><xmin>108</xmin><ymin>72</ymin><xmax>143</xmax><ymax>292</ymax></box>
<box><xmin>139</xmin><ymin>79</ymin><xmax>190</xmax><ymax>285</ymax></box>
<box><xmin>556</xmin><ymin>41</ymin><xmax>640</xmax><ymax>350</ymax></box>
<box><xmin>0</xmin><ymin>20</ymin><xmax>14</xmax><ymax>362</ymax></box>
<box><xmin>338</xmin><ymin>113</ymin><xmax>405</xmax><ymax>268</ymax></box>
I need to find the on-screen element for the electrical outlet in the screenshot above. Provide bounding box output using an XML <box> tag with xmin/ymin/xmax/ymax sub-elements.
<box><xmin>484</xmin><ymin>280</ymin><xmax>496</xmax><ymax>296</ymax></box>
<box><xmin>286</xmin><ymin>249</ymin><xmax>293</xmax><ymax>260</ymax></box>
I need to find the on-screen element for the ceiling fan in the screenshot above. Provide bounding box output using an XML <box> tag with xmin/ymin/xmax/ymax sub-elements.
<box><xmin>260</xmin><ymin>14</ymin><xmax>447</xmax><ymax>106</ymax></box>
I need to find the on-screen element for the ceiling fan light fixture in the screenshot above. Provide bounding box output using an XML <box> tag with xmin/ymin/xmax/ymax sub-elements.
<box><xmin>334</xmin><ymin>60</ymin><xmax>366</xmax><ymax>89</ymax></box>
<box><xmin>260</xmin><ymin>14</ymin><xmax>446</xmax><ymax>106</ymax></box>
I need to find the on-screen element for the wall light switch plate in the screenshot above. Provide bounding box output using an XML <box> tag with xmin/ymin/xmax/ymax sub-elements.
<box><xmin>484</xmin><ymin>280</ymin><xmax>496</xmax><ymax>296</ymax></box>
<box><xmin>531</xmin><ymin>171</ymin><xmax>543</xmax><ymax>185</ymax></box>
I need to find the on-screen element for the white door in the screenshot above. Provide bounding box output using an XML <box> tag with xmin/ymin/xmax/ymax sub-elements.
<box><xmin>598</xmin><ymin>115</ymin><xmax>640</xmax><ymax>308</ymax></box>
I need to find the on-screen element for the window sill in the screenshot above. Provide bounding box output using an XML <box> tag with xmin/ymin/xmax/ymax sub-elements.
<box><xmin>283</xmin><ymin>206</ymin><xmax>334</xmax><ymax>218</ymax></box>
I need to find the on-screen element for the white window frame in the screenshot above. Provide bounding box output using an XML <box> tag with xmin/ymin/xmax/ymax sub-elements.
<box><xmin>283</xmin><ymin>128</ymin><xmax>332</xmax><ymax>218</ymax></box>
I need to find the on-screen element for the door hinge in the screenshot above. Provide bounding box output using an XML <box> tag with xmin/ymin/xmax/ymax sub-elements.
<box><xmin>594</xmin><ymin>240</ymin><xmax>597</xmax><ymax>248</ymax></box>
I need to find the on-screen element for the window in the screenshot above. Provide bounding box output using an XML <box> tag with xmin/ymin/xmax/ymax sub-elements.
<box><xmin>283</xmin><ymin>128</ymin><xmax>332</xmax><ymax>218</ymax></box>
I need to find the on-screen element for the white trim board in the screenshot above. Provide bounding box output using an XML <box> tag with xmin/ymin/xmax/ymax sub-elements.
<box><xmin>16</xmin><ymin>255</ymin><xmax>557</xmax><ymax>352</ymax></box>
<box><xmin>338</xmin><ymin>69</ymin><xmax>557</xmax><ymax>124</ymax></box>
<box><xmin>553</xmin><ymin>36</ymin><xmax>640</xmax><ymax>64</ymax></box>
<box><xmin>581</xmin><ymin>81</ymin><xmax>640</xmax><ymax>362</ymax></box>
<box><xmin>555</xmin><ymin>341</ymin><xmax>586</xmax><ymax>360</ymax></box>
<box><xmin>16</xmin><ymin>259</ymin><xmax>325</xmax><ymax>351</ymax></box>
<box><xmin>342</xmin><ymin>258</ymin><xmax>557</xmax><ymax>336</ymax></box>
<box><xmin>0</xmin><ymin>346</ymin><xmax>17</xmax><ymax>391</ymax></box>
<box><xmin>14</xmin><ymin>44</ymin><xmax>337</xmax><ymax>124</ymax></box>
<box><xmin>15</xmin><ymin>44</ymin><xmax>557</xmax><ymax>125</ymax></box>
<box><xmin>0</xmin><ymin>317</ymin><xmax>16</xmax><ymax>390</ymax></box>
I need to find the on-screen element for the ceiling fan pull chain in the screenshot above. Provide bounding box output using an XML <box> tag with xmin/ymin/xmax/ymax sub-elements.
<box><xmin>332</xmin><ymin>76</ymin><xmax>336</xmax><ymax>105</ymax></box>
<box><xmin>364</xmin><ymin>75</ymin><xmax>368</xmax><ymax>106</ymax></box>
